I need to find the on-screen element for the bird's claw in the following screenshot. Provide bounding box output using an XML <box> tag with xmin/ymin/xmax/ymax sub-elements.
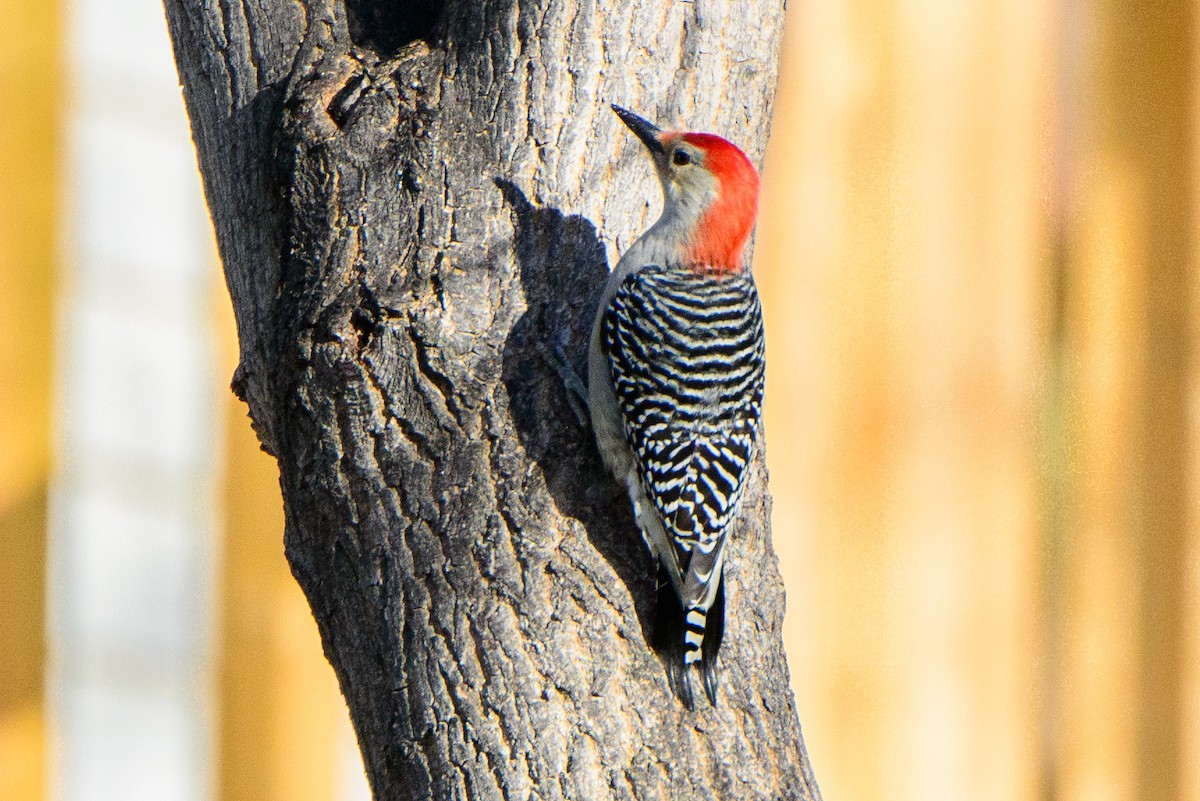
<box><xmin>546</xmin><ymin>344</ymin><xmax>590</xmax><ymax>427</ymax></box>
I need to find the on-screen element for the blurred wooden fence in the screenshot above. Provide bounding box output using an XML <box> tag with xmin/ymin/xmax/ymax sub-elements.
<box><xmin>758</xmin><ymin>2</ymin><xmax>1197</xmax><ymax>801</ymax></box>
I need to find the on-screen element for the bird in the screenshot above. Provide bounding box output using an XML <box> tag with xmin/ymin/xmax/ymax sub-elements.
<box><xmin>588</xmin><ymin>104</ymin><xmax>765</xmax><ymax>708</ymax></box>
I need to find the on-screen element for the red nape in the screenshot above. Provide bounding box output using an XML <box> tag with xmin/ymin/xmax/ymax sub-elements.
<box><xmin>681</xmin><ymin>132</ymin><xmax>760</xmax><ymax>273</ymax></box>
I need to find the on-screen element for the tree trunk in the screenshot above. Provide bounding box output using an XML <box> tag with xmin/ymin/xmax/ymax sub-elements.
<box><xmin>162</xmin><ymin>1</ymin><xmax>820</xmax><ymax>798</ymax></box>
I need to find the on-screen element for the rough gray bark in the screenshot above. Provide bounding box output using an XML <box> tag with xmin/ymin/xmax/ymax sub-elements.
<box><xmin>163</xmin><ymin>2</ymin><xmax>821</xmax><ymax>799</ymax></box>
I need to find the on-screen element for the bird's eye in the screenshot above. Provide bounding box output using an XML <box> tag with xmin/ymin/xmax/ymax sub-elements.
<box><xmin>672</xmin><ymin>150</ymin><xmax>692</xmax><ymax>166</ymax></box>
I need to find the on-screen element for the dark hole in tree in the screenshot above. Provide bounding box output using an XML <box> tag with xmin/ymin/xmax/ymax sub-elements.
<box><xmin>345</xmin><ymin>0</ymin><xmax>444</xmax><ymax>54</ymax></box>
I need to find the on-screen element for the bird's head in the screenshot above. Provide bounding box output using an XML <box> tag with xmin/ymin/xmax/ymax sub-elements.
<box><xmin>611</xmin><ymin>104</ymin><xmax>760</xmax><ymax>273</ymax></box>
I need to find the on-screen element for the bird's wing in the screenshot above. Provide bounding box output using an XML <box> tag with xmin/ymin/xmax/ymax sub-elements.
<box><xmin>599</xmin><ymin>262</ymin><xmax>765</xmax><ymax>586</ymax></box>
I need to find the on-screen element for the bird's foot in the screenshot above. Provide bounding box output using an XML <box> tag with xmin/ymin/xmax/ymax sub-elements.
<box><xmin>545</xmin><ymin>343</ymin><xmax>590</xmax><ymax>427</ymax></box>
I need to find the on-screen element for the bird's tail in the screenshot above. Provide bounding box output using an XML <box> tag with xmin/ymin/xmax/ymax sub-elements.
<box><xmin>655</xmin><ymin>566</ymin><xmax>726</xmax><ymax>708</ymax></box>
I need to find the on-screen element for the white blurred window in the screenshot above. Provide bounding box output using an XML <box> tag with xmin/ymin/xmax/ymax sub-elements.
<box><xmin>47</xmin><ymin>0</ymin><xmax>222</xmax><ymax>798</ymax></box>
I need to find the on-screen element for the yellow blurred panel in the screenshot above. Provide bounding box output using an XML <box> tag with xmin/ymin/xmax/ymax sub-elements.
<box><xmin>0</xmin><ymin>0</ymin><xmax>58</xmax><ymax>502</ymax></box>
<box><xmin>1056</xmin><ymin>153</ymin><xmax>1144</xmax><ymax>801</ymax></box>
<box><xmin>0</xmin><ymin>490</ymin><xmax>48</xmax><ymax>801</ymax></box>
<box><xmin>761</xmin><ymin>1</ymin><xmax>1048</xmax><ymax>800</ymax></box>
<box><xmin>0</xmin><ymin>702</ymin><xmax>44</xmax><ymax>801</ymax></box>
<box><xmin>1055</xmin><ymin>1</ymin><xmax>1193</xmax><ymax>799</ymax></box>
<box><xmin>1185</xmin><ymin>19</ymin><xmax>1200</xmax><ymax>800</ymax></box>
<box><xmin>216</xmin><ymin>297</ymin><xmax>349</xmax><ymax>801</ymax></box>
<box><xmin>0</xmin><ymin>0</ymin><xmax>58</xmax><ymax>798</ymax></box>
<box><xmin>760</xmin><ymin>5</ymin><xmax>895</xmax><ymax>800</ymax></box>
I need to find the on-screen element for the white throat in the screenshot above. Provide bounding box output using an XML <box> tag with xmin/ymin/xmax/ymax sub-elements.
<box><xmin>629</xmin><ymin>168</ymin><xmax>718</xmax><ymax>267</ymax></box>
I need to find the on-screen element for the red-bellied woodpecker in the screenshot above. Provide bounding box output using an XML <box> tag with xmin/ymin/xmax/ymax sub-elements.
<box><xmin>589</xmin><ymin>105</ymin><xmax>764</xmax><ymax>708</ymax></box>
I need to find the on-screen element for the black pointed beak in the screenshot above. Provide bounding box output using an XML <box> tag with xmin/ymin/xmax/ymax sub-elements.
<box><xmin>611</xmin><ymin>104</ymin><xmax>666</xmax><ymax>156</ymax></box>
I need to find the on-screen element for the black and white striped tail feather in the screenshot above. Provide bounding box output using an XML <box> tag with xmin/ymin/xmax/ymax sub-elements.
<box><xmin>655</xmin><ymin>563</ymin><xmax>727</xmax><ymax>709</ymax></box>
<box><xmin>701</xmin><ymin>577</ymin><xmax>726</xmax><ymax>704</ymax></box>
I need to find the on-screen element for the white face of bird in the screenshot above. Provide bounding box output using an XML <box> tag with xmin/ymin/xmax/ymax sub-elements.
<box><xmin>656</xmin><ymin>137</ymin><xmax>720</xmax><ymax>230</ymax></box>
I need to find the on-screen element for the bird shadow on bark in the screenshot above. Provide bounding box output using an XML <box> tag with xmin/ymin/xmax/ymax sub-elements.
<box><xmin>495</xmin><ymin>178</ymin><xmax>661</xmax><ymax>645</ymax></box>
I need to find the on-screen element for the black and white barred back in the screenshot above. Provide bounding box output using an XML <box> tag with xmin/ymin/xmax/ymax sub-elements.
<box><xmin>600</xmin><ymin>261</ymin><xmax>765</xmax><ymax>705</ymax></box>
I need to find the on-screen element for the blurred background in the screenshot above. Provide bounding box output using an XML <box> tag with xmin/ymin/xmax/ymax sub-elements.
<box><xmin>1</xmin><ymin>0</ymin><xmax>1195</xmax><ymax>800</ymax></box>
